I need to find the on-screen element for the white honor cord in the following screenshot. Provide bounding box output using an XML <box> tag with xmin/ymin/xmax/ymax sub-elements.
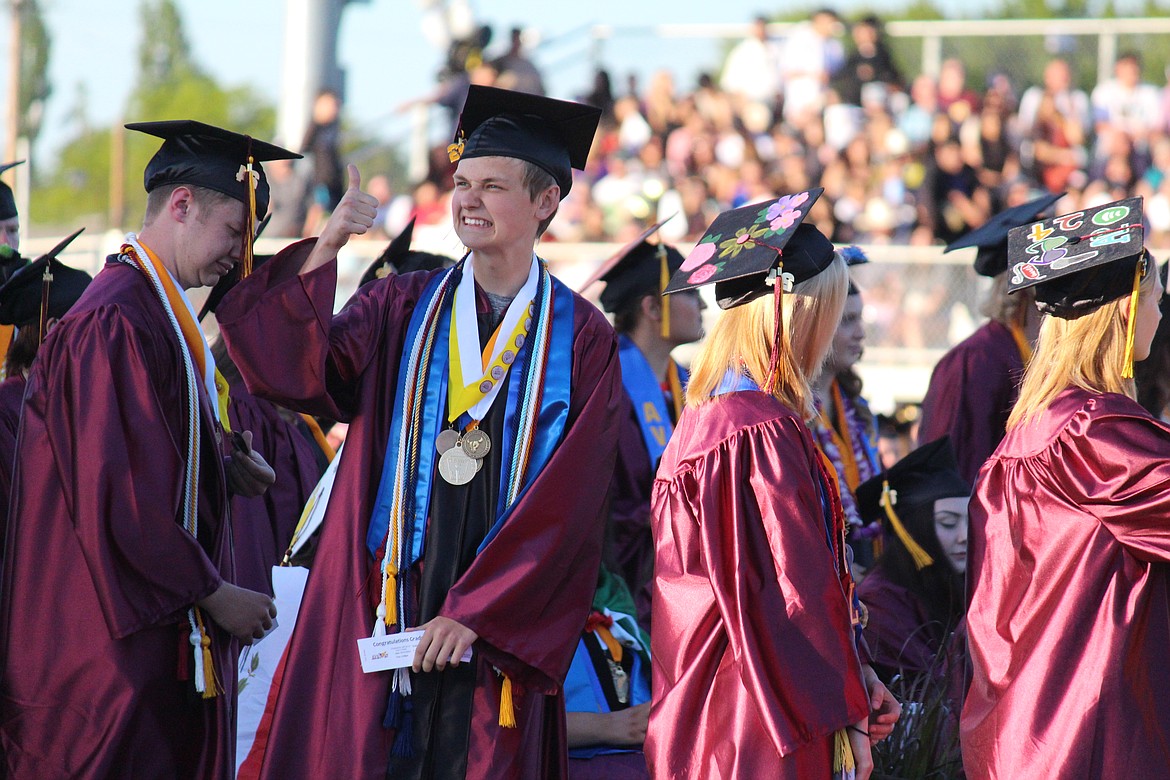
<box><xmin>452</xmin><ymin>253</ymin><xmax>539</xmax><ymax>421</ymax></box>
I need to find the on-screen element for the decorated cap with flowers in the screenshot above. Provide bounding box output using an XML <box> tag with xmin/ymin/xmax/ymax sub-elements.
<box><xmin>663</xmin><ymin>188</ymin><xmax>833</xmax><ymax>310</ymax></box>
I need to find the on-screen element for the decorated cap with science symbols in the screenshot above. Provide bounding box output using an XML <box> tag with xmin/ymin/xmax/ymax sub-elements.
<box><xmin>1008</xmin><ymin>196</ymin><xmax>1149</xmax><ymax>376</ymax></box>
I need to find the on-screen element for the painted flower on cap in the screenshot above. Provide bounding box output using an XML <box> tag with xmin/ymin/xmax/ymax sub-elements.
<box><xmin>680</xmin><ymin>240</ymin><xmax>717</xmax><ymax>272</ymax></box>
<box><xmin>688</xmin><ymin>263</ymin><xmax>719</xmax><ymax>284</ymax></box>
<box><xmin>719</xmin><ymin>225</ymin><xmax>767</xmax><ymax>259</ymax></box>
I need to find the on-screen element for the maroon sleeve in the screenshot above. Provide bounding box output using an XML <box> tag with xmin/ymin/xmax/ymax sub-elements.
<box><xmin>217</xmin><ymin>239</ymin><xmax>425</xmax><ymax>422</ymax></box>
<box><xmin>28</xmin><ymin>307</ymin><xmax>222</xmax><ymax>638</ymax></box>
<box><xmin>690</xmin><ymin>416</ymin><xmax>870</xmax><ymax>757</ymax></box>
<box><xmin>441</xmin><ymin>302</ymin><xmax>623</xmax><ymax>694</ymax></box>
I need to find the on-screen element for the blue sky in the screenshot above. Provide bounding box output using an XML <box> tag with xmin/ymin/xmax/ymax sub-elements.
<box><xmin>4</xmin><ymin>0</ymin><xmax>899</xmax><ymax>163</ymax></box>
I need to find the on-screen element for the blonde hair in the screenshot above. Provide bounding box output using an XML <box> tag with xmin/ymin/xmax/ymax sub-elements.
<box><xmin>686</xmin><ymin>252</ymin><xmax>849</xmax><ymax>418</ymax></box>
<box><xmin>1008</xmin><ymin>260</ymin><xmax>1158</xmax><ymax>429</ymax></box>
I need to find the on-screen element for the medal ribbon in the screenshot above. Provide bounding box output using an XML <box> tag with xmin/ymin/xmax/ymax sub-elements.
<box><xmin>447</xmin><ymin>254</ymin><xmax>539</xmax><ymax>424</ymax></box>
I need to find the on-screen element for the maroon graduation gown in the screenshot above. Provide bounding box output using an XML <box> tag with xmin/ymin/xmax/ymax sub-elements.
<box><xmin>918</xmin><ymin>321</ymin><xmax>1025</xmax><ymax>484</ymax></box>
<box><xmin>647</xmin><ymin>390</ymin><xmax>869</xmax><ymax>779</ymax></box>
<box><xmin>227</xmin><ymin>389</ymin><xmax>325</xmax><ymax>596</ymax></box>
<box><xmin>857</xmin><ymin>568</ymin><xmax>942</xmax><ymax>681</ymax></box>
<box><xmin>963</xmin><ymin>388</ymin><xmax>1170</xmax><ymax>778</ymax></box>
<box><xmin>217</xmin><ymin>240</ymin><xmax>622</xmax><ymax>779</ymax></box>
<box><xmin>605</xmin><ymin>392</ymin><xmax>657</xmax><ymax>630</ymax></box>
<box><xmin>0</xmin><ymin>374</ymin><xmax>24</xmax><ymax>544</ymax></box>
<box><xmin>0</xmin><ymin>260</ymin><xmax>238</xmax><ymax>778</ymax></box>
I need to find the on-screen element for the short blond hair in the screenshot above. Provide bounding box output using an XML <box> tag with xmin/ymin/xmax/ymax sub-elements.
<box><xmin>1008</xmin><ymin>260</ymin><xmax>1158</xmax><ymax>429</ymax></box>
<box><xmin>685</xmin><ymin>252</ymin><xmax>849</xmax><ymax>418</ymax></box>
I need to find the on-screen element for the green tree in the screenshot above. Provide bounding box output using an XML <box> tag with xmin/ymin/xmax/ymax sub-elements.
<box><xmin>17</xmin><ymin>0</ymin><xmax>52</xmax><ymax>145</ymax></box>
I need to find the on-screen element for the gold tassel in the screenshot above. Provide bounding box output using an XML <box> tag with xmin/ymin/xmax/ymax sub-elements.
<box><xmin>242</xmin><ymin>154</ymin><xmax>257</xmax><ymax>279</ymax></box>
<box><xmin>658</xmin><ymin>243</ymin><xmax>671</xmax><ymax>339</ymax></box>
<box><xmin>384</xmin><ymin>562</ymin><xmax>398</xmax><ymax>627</ymax></box>
<box><xmin>1122</xmin><ymin>259</ymin><xmax>1143</xmax><ymax>379</ymax></box>
<box><xmin>881</xmin><ymin>480</ymin><xmax>934</xmax><ymax>570</ymax></box>
<box><xmin>499</xmin><ymin>675</ymin><xmax>517</xmax><ymax>728</ymax></box>
<box><xmin>194</xmin><ymin>609</ymin><xmax>220</xmax><ymax>699</ymax></box>
<box><xmin>833</xmin><ymin>729</ymin><xmax>855</xmax><ymax>773</ymax></box>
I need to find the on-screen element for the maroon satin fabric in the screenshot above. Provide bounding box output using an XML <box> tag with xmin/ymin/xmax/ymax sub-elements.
<box><xmin>647</xmin><ymin>391</ymin><xmax>869</xmax><ymax>779</ymax></box>
<box><xmin>605</xmin><ymin>391</ymin><xmax>656</xmax><ymax>630</ymax></box>
<box><xmin>0</xmin><ymin>261</ymin><xmax>237</xmax><ymax>778</ymax></box>
<box><xmin>919</xmin><ymin>321</ymin><xmax>1026</xmax><ymax>484</ymax></box>
<box><xmin>218</xmin><ymin>242</ymin><xmax>622</xmax><ymax>779</ymax></box>
<box><xmin>963</xmin><ymin>388</ymin><xmax>1170</xmax><ymax>777</ymax></box>
<box><xmin>227</xmin><ymin>389</ymin><xmax>325</xmax><ymax>596</ymax></box>
<box><xmin>0</xmin><ymin>373</ymin><xmax>25</xmax><ymax>544</ymax></box>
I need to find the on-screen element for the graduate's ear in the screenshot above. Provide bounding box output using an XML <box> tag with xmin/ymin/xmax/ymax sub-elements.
<box><xmin>533</xmin><ymin>185</ymin><xmax>559</xmax><ymax>223</ymax></box>
<box><xmin>640</xmin><ymin>294</ymin><xmax>662</xmax><ymax>324</ymax></box>
<box><xmin>169</xmin><ymin>186</ymin><xmax>196</xmax><ymax>224</ymax></box>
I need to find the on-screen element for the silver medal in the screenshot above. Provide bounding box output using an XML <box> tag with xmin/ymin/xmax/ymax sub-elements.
<box><xmin>438</xmin><ymin>444</ymin><xmax>478</xmax><ymax>485</ymax></box>
<box><xmin>462</xmin><ymin>428</ymin><xmax>492</xmax><ymax>460</ymax></box>
<box><xmin>435</xmin><ymin>429</ymin><xmax>460</xmax><ymax>454</ymax></box>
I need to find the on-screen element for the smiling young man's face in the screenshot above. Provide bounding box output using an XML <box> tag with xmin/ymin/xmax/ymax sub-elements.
<box><xmin>451</xmin><ymin>156</ymin><xmax>555</xmax><ymax>257</ymax></box>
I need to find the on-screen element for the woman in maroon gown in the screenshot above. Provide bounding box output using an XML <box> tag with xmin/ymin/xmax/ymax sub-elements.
<box><xmin>855</xmin><ymin>437</ymin><xmax>969</xmax><ymax>685</ymax></box>
<box><xmin>648</xmin><ymin>194</ymin><xmax>900</xmax><ymax>780</ymax></box>
<box><xmin>963</xmin><ymin>199</ymin><xmax>1170</xmax><ymax>777</ymax></box>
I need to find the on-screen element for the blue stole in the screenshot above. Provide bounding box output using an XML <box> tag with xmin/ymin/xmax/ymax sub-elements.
<box><xmin>364</xmin><ymin>261</ymin><xmax>574</xmax><ymax>585</ymax></box>
<box><xmin>617</xmin><ymin>335</ymin><xmax>686</xmax><ymax>465</ymax></box>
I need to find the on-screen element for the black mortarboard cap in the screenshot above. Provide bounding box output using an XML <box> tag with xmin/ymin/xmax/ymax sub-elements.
<box><xmin>0</xmin><ymin>228</ymin><xmax>91</xmax><ymax>326</ymax></box>
<box><xmin>0</xmin><ymin>160</ymin><xmax>24</xmax><ymax>222</ymax></box>
<box><xmin>358</xmin><ymin>217</ymin><xmax>454</xmax><ymax>288</ymax></box>
<box><xmin>1007</xmin><ymin>196</ymin><xmax>1146</xmax><ymax>318</ymax></box>
<box><xmin>126</xmin><ymin>120</ymin><xmax>301</xmax><ymax>220</ymax></box>
<box><xmin>580</xmin><ymin>218</ymin><xmax>685</xmax><ymax>313</ymax></box>
<box><xmin>449</xmin><ymin>86</ymin><xmax>600</xmax><ymax>199</ymax></box>
<box><xmin>855</xmin><ymin>436</ymin><xmax>970</xmax><ymax>525</ymax></box>
<box><xmin>664</xmin><ymin>189</ymin><xmax>832</xmax><ymax>309</ymax></box>
<box><xmin>945</xmin><ymin>191</ymin><xmax>1063</xmax><ymax>277</ymax></box>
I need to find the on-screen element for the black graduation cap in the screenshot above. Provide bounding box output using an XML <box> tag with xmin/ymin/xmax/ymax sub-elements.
<box><xmin>663</xmin><ymin>189</ymin><xmax>832</xmax><ymax>310</ymax></box>
<box><xmin>126</xmin><ymin>120</ymin><xmax>301</xmax><ymax>220</ymax></box>
<box><xmin>0</xmin><ymin>160</ymin><xmax>24</xmax><ymax>222</ymax></box>
<box><xmin>577</xmin><ymin>217</ymin><xmax>684</xmax><ymax>314</ymax></box>
<box><xmin>945</xmin><ymin>191</ymin><xmax>1063</xmax><ymax>277</ymax></box>
<box><xmin>448</xmin><ymin>86</ymin><xmax>600</xmax><ymax>199</ymax></box>
<box><xmin>0</xmin><ymin>228</ymin><xmax>91</xmax><ymax>328</ymax></box>
<box><xmin>358</xmin><ymin>218</ymin><xmax>454</xmax><ymax>288</ymax></box>
<box><xmin>1006</xmin><ymin>196</ymin><xmax>1146</xmax><ymax>318</ymax></box>
<box><xmin>855</xmin><ymin>436</ymin><xmax>970</xmax><ymax>570</ymax></box>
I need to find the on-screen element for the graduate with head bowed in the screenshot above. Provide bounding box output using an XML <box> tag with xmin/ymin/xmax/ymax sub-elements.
<box><xmin>918</xmin><ymin>191</ymin><xmax>1063</xmax><ymax>484</ymax></box>
<box><xmin>0</xmin><ymin>121</ymin><xmax>287</xmax><ymax>778</ymax></box>
<box><xmin>579</xmin><ymin>217</ymin><xmax>705</xmax><ymax>630</ymax></box>
<box><xmin>962</xmin><ymin>197</ymin><xmax>1170</xmax><ymax>777</ymax></box>
<box><xmin>215</xmin><ymin>85</ymin><xmax>623</xmax><ymax>779</ymax></box>
<box><xmin>647</xmin><ymin>191</ymin><xmax>900</xmax><ymax>780</ymax></box>
<box><xmin>854</xmin><ymin>436</ymin><xmax>970</xmax><ymax>686</ymax></box>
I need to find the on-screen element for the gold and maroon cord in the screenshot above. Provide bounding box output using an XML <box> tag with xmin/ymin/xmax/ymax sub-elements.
<box><xmin>240</xmin><ymin>137</ymin><xmax>257</xmax><ymax>279</ymax></box>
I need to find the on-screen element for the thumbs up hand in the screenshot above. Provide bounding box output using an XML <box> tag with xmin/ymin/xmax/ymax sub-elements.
<box><xmin>306</xmin><ymin>164</ymin><xmax>379</xmax><ymax>271</ymax></box>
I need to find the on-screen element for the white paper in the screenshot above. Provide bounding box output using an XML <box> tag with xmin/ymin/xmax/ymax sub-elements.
<box><xmin>357</xmin><ymin>629</ymin><xmax>472</xmax><ymax>674</ymax></box>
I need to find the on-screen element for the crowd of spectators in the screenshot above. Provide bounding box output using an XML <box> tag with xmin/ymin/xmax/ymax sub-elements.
<box><xmin>362</xmin><ymin>11</ymin><xmax>1170</xmax><ymax>255</ymax></box>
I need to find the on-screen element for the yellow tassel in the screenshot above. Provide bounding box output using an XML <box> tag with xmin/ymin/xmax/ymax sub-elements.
<box><xmin>833</xmin><ymin>729</ymin><xmax>855</xmax><ymax>773</ymax></box>
<box><xmin>881</xmin><ymin>480</ymin><xmax>934</xmax><ymax>570</ymax></box>
<box><xmin>384</xmin><ymin>563</ymin><xmax>398</xmax><ymax>627</ymax></box>
<box><xmin>499</xmin><ymin>675</ymin><xmax>517</xmax><ymax>728</ymax></box>
<box><xmin>658</xmin><ymin>243</ymin><xmax>671</xmax><ymax>339</ymax></box>
<box><xmin>241</xmin><ymin>154</ymin><xmax>257</xmax><ymax>279</ymax></box>
<box><xmin>195</xmin><ymin>610</ymin><xmax>220</xmax><ymax>699</ymax></box>
<box><xmin>447</xmin><ymin>137</ymin><xmax>465</xmax><ymax>163</ymax></box>
<box><xmin>1122</xmin><ymin>259</ymin><xmax>1143</xmax><ymax>379</ymax></box>
<box><xmin>214</xmin><ymin>369</ymin><xmax>233</xmax><ymax>433</ymax></box>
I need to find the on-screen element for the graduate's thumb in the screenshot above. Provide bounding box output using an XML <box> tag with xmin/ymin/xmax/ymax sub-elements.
<box><xmin>347</xmin><ymin>163</ymin><xmax>361</xmax><ymax>192</ymax></box>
